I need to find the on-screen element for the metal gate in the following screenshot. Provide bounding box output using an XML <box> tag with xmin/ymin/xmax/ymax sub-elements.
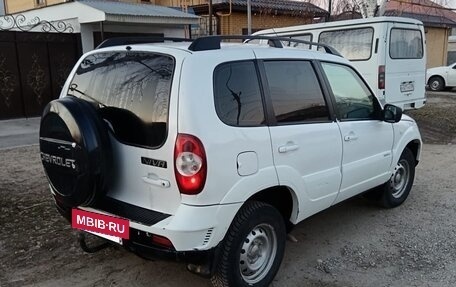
<box><xmin>0</xmin><ymin>15</ymin><xmax>80</xmax><ymax>119</ymax></box>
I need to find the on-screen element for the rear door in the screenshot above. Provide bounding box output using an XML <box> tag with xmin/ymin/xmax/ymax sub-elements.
<box><xmin>320</xmin><ymin>62</ymin><xmax>394</xmax><ymax>204</ymax></box>
<box><xmin>67</xmin><ymin>50</ymin><xmax>184</xmax><ymax>216</ymax></box>
<box><xmin>386</xmin><ymin>23</ymin><xmax>426</xmax><ymax>108</ymax></box>
<box><xmin>257</xmin><ymin>56</ymin><xmax>343</xmax><ymax>221</ymax></box>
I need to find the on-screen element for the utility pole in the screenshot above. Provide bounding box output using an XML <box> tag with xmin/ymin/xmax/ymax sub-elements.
<box><xmin>247</xmin><ymin>0</ymin><xmax>252</xmax><ymax>35</ymax></box>
<box><xmin>209</xmin><ymin>0</ymin><xmax>213</xmax><ymax>35</ymax></box>
<box><xmin>327</xmin><ymin>0</ymin><xmax>332</xmax><ymax>22</ymax></box>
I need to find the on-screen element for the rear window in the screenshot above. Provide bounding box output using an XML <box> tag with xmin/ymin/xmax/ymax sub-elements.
<box><xmin>390</xmin><ymin>28</ymin><xmax>423</xmax><ymax>59</ymax></box>
<box><xmin>68</xmin><ymin>51</ymin><xmax>174</xmax><ymax>148</ymax></box>
<box><xmin>318</xmin><ymin>27</ymin><xmax>373</xmax><ymax>61</ymax></box>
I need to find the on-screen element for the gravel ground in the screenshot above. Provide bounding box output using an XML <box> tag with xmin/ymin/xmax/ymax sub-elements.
<box><xmin>1</xmin><ymin>92</ymin><xmax>456</xmax><ymax>287</ymax></box>
<box><xmin>406</xmin><ymin>92</ymin><xmax>456</xmax><ymax>144</ymax></box>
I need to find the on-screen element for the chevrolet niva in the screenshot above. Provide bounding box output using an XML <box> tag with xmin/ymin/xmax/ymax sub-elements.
<box><xmin>39</xmin><ymin>36</ymin><xmax>421</xmax><ymax>287</ymax></box>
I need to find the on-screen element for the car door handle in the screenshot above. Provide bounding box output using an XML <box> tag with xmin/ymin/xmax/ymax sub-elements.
<box><xmin>142</xmin><ymin>175</ymin><xmax>170</xmax><ymax>188</ymax></box>
<box><xmin>278</xmin><ymin>143</ymin><xmax>299</xmax><ymax>153</ymax></box>
<box><xmin>344</xmin><ymin>134</ymin><xmax>358</xmax><ymax>141</ymax></box>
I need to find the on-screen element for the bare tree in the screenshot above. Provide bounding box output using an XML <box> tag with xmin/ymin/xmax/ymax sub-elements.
<box><xmin>308</xmin><ymin>0</ymin><xmax>362</xmax><ymax>18</ymax></box>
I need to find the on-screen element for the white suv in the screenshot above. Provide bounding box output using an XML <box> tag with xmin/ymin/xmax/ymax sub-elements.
<box><xmin>39</xmin><ymin>36</ymin><xmax>422</xmax><ymax>287</ymax></box>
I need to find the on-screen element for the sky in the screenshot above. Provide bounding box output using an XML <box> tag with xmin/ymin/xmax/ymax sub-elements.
<box><xmin>444</xmin><ymin>0</ymin><xmax>456</xmax><ymax>8</ymax></box>
<box><xmin>305</xmin><ymin>0</ymin><xmax>456</xmax><ymax>11</ymax></box>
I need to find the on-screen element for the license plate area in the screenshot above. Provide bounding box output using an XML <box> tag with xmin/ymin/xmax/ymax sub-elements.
<box><xmin>86</xmin><ymin>230</ymin><xmax>123</xmax><ymax>245</ymax></box>
<box><xmin>72</xmin><ymin>208</ymin><xmax>130</xmax><ymax>243</ymax></box>
<box><xmin>400</xmin><ymin>81</ymin><xmax>415</xmax><ymax>93</ymax></box>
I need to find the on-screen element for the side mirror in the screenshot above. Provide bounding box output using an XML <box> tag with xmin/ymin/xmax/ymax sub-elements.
<box><xmin>383</xmin><ymin>104</ymin><xmax>402</xmax><ymax>123</ymax></box>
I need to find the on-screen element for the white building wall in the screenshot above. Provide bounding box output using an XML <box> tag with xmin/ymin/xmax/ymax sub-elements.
<box><xmin>80</xmin><ymin>23</ymin><xmax>186</xmax><ymax>53</ymax></box>
<box><xmin>8</xmin><ymin>1</ymin><xmax>192</xmax><ymax>53</ymax></box>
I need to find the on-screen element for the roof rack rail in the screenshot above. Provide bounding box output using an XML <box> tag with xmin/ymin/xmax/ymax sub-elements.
<box><xmin>96</xmin><ymin>36</ymin><xmax>193</xmax><ymax>49</ymax></box>
<box><xmin>188</xmin><ymin>35</ymin><xmax>342</xmax><ymax>57</ymax></box>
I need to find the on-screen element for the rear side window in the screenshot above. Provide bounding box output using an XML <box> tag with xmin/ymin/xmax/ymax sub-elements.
<box><xmin>263</xmin><ymin>61</ymin><xmax>330</xmax><ymax>123</ymax></box>
<box><xmin>214</xmin><ymin>61</ymin><xmax>265</xmax><ymax>126</ymax></box>
<box><xmin>68</xmin><ymin>52</ymin><xmax>174</xmax><ymax>148</ymax></box>
<box><xmin>390</xmin><ymin>28</ymin><xmax>423</xmax><ymax>59</ymax></box>
<box><xmin>319</xmin><ymin>28</ymin><xmax>373</xmax><ymax>61</ymax></box>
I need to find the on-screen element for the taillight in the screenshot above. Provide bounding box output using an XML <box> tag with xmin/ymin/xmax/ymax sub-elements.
<box><xmin>378</xmin><ymin>65</ymin><xmax>385</xmax><ymax>89</ymax></box>
<box><xmin>174</xmin><ymin>134</ymin><xmax>207</xmax><ymax>195</ymax></box>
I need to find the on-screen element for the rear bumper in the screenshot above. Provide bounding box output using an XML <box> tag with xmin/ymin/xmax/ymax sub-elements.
<box><xmin>54</xmin><ymin>194</ymin><xmax>242</xmax><ymax>252</ymax></box>
<box><xmin>122</xmin><ymin>234</ymin><xmax>216</xmax><ymax>265</ymax></box>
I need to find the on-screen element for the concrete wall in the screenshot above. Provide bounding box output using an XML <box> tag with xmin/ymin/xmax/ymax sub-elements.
<box><xmin>218</xmin><ymin>12</ymin><xmax>313</xmax><ymax>35</ymax></box>
<box><xmin>425</xmin><ymin>26</ymin><xmax>450</xmax><ymax>68</ymax></box>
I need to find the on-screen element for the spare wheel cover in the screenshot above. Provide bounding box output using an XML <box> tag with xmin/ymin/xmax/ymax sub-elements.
<box><xmin>39</xmin><ymin>96</ymin><xmax>112</xmax><ymax>207</ymax></box>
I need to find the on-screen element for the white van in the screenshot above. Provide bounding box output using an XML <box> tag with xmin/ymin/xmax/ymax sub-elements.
<box><xmin>252</xmin><ymin>17</ymin><xmax>426</xmax><ymax>110</ymax></box>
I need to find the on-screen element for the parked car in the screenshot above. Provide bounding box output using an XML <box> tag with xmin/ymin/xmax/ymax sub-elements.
<box><xmin>39</xmin><ymin>36</ymin><xmax>422</xmax><ymax>287</ymax></box>
<box><xmin>426</xmin><ymin>63</ymin><xmax>456</xmax><ymax>91</ymax></box>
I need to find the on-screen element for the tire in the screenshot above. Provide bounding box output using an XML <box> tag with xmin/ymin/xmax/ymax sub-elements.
<box><xmin>379</xmin><ymin>148</ymin><xmax>416</xmax><ymax>208</ymax></box>
<box><xmin>39</xmin><ymin>96</ymin><xmax>113</xmax><ymax>207</ymax></box>
<box><xmin>211</xmin><ymin>201</ymin><xmax>286</xmax><ymax>287</ymax></box>
<box><xmin>428</xmin><ymin>76</ymin><xmax>444</xmax><ymax>91</ymax></box>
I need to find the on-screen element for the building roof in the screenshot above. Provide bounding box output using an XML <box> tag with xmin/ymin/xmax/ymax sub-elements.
<box><xmin>77</xmin><ymin>0</ymin><xmax>199</xmax><ymax>20</ymax></box>
<box><xmin>192</xmin><ymin>0</ymin><xmax>328</xmax><ymax>17</ymax></box>
<box><xmin>381</xmin><ymin>0</ymin><xmax>456</xmax><ymax>28</ymax></box>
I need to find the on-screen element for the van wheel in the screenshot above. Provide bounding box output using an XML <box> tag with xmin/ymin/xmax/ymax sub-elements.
<box><xmin>211</xmin><ymin>201</ymin><xmax>286</xmax><ymax>287</ymax></box>
<box><xmin>428</xmin><ymin>76</ymin><xmax>444</xmax><ymax>91</ymax></box>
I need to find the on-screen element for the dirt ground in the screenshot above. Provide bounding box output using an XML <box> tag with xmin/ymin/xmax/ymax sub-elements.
<box><xmin>1</xmin><ymin>92</ymin><xmax>456</xmax><ymax>287</ymax></box>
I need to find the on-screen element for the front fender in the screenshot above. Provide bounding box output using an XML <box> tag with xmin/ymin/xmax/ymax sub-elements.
<box><xmin>391</xmin><ymin>117</ymin><xmax>422</xmax><ymax>168</ymax></box>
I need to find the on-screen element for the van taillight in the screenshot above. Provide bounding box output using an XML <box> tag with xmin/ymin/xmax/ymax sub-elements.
<box><xmin>378</xmin><ymin>65</ymin><xmax>385</xmax><ymax>89</ymax></box>
<box><xmin>174</xmin><ymin>134</ymin><xmax>207</xmax><ymax>195</ymax></box>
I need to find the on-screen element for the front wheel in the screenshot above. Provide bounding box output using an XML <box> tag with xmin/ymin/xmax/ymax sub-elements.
<box><xmin>381</xmin><ymin>148</ymin><xmax>416</xmax><ymax>208</ymax></box>
<box><xmin>428</xmin><ymin>76</ymin><xmax>444</xmax><ymax>91</ymax></box>
<box><xmin>211</xmin><ymin>201</ymin><xmax>286</xmax><ymax>287</ymax></box>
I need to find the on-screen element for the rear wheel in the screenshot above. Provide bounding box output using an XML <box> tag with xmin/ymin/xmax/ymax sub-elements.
<box><xmin>428</xmin><ymin>76</ymin><xmax>444</xmax><ymax>91</ymax></box>
<box><xmin>211</xmin><ymin>201</ymin><xmax>286</xmax><ymax>287</ymax></box>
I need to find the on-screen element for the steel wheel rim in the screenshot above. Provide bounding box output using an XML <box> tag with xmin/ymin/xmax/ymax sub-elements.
<box><xmin>239</xmin><ymin>223</ymin><xmax>277</xmax><ymax>284</ymax></box>
<box><xmin>390</xmin><ymin>159</ymin><xmax>410</xmax><ymax>198</ymax></box>
<box><xmin>430</xmin><ymin>80</ymin><xmax>440</xmax><ymax>90</ymax></box>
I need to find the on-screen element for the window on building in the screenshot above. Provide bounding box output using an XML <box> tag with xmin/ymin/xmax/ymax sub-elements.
<box><xmin>35</xmin><ymin>0</ymin><xmax>46</xmax><ymax>6</ymax></box>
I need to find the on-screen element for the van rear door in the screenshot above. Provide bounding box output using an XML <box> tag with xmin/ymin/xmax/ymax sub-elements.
<box><xmin>385</xmin><ymin>22</ymin><xmax>426</xmax><ymax>109</ymax></box>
